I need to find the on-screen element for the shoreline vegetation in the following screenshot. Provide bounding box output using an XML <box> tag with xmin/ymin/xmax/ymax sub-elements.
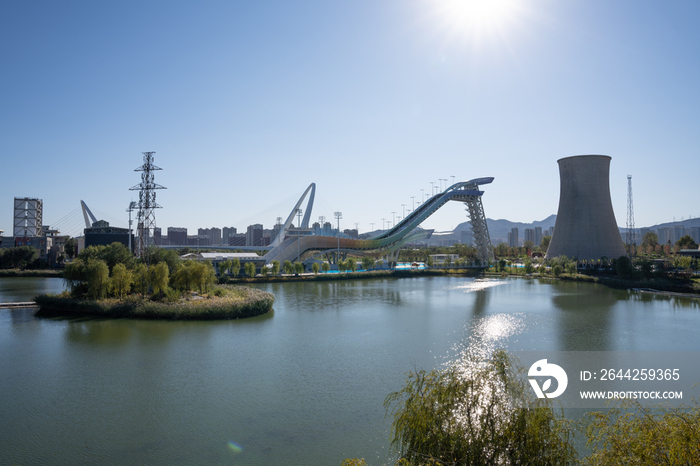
<box><xmin>0</xmin><ymin>268</ymin><xmax>63</xmax><ymax>278</ymax></box>
<box><xmin>343</xmin><ymin>349</ymin><xmax>700</xmax><ymax>466</ymax></box>
<box><xmin>34</xmin><ymin>285</ymin><xmax>274</xmax><ymax>320</ymax></box>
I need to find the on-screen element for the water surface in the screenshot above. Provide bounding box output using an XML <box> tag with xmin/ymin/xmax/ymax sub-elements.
<box><xmin>1</xmin><ymin>276</ymin><xmax>698</xmax><ymax>465</ymax></box>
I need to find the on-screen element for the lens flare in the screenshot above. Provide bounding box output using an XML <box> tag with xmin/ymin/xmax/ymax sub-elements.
<box><xmin>227</xmin><ymin>441</ymin><xmax>243</xmax><ymax>453</ymax></box>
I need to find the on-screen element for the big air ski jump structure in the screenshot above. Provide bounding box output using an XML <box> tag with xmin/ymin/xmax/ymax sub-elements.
<box><xmin>263</xmin><ymin>178</ymin><xmax>496</xmax><ymax>265</ymax></box>
<box><xmin>545</xmin><ymin>155</ymin><xmax>626</xmax><ymax>261</ymax></box>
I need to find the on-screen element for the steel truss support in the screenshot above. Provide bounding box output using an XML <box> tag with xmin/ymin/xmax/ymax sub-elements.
<box><xmin>130</xmin><ymin>152</ymin><xmax>166</xmax><ymax>258</ymax></box>
<box><xmin>464</xmin><ymin>196</ymin><xmax>495</xmax><ymax>264</ymax></box>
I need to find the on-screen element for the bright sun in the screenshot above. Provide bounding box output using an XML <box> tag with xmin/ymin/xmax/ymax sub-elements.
<box><xmin>432</xmin><ymin>0</ymin><xmax>524</xmax><ymax>42</ymax></box>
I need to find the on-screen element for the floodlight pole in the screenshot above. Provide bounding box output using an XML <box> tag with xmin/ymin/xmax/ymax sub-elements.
<box><xmin>296</xmin><ymin>208</ymin><xmax>302</xmax><ymax>262</ymax></box>
<box><xmin>334</xmin><ymin>211</ymin><xmax>342</xmax><ymax>266</ymax></box>
<box><xmin>127</xmin><ymin>201</ymin><xmax>137</xmax><ymax>253</ymax></box>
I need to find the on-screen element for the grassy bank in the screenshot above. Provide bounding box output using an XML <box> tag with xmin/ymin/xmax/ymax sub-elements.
<box><xmin>0</xmin><ymin>268</ymin><xmax>63</xmax><ymax>278</ymax></box>
<box><xmin>484</xmin><ymin>269</ymin><xmax>700</xmax><ymax>297</ymax></box>
<box><xmin>228</xmin><ymin>267</ymin><xmax>488</xmax><ymax>284</ymax></box>
<box><xmin>34</xmin><ymin>285</ymin><xmax>274</xmax><ymax>320</ymax></box>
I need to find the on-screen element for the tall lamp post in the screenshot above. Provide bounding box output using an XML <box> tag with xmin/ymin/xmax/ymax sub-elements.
<box><xmin>127</xmin><ymin>201</ymin><xmax>137</xmax><ymax>253</ymax></box>
<box><xmin>334</xmin><ymin>211</ymin><xmax>342</xmax><ymax>267</ymax></box>
<box><xmin>296</xmin><ymin>208</ymin><xmax>302</xmax><ymax>262</ymax></box>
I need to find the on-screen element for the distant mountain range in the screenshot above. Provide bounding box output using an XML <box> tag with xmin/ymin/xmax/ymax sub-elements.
<box><xmin>364</xmin><ymin>216</ymin><xmax>699</xmax><ymax>243</ymax></box>
<box><xmin>431</xmin><ymin>215</ymin><xmax>558</xmax><ymax>243</ymax></box>
<box><xmin>437</xmin><ymin>215</ymin><xmax>700</xmax><ymax>243</ymax></box>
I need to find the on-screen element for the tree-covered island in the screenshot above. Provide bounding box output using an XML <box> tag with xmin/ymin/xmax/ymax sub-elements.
<box><xmin>34</xmin><ymin>243</ymin><xmax>273</xmax><ymax>319</ymax></box>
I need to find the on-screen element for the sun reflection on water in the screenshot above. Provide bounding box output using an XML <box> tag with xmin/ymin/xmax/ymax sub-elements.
<box><xmin>445</xmin><ymin>278</ymin><xmax>507</xmax><ymax>293</ymax></box>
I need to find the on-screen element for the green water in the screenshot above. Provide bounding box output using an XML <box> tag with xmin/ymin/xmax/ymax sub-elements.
<box><xmin>1</xmin><ymin>276</ymin><xmax>698</xmax><ymax>465</ymax></box>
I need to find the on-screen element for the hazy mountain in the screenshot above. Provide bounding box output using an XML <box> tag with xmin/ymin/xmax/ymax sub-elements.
<box><xmin>448</xmin><ymin>215</ymin><xmax>558</xmax><ymax>243</ymax></box>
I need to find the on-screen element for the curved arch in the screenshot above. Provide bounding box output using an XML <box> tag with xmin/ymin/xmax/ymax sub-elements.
<box><xmin>264</xmin><ymin>177</ymin><xmax>495</xmax><ymax>264</ymax></box>
<box><xmin>269</xmin><ymin>183</ymin><xmax>316</xmax><ymax>248</ymax></box>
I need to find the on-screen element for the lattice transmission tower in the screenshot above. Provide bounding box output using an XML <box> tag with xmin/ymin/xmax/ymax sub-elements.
<box><xmin>130</xmin><ymin>152</ymin><xmax>166</xmax><ymax>257</ymax></box>
<box><xmin>626</xmin><ymin>174</ymin><xmax>636</xmax><ymax>253</ymax></box>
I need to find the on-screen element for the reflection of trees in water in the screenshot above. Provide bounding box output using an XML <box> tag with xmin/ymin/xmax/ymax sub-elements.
<box><xmin>66</xmin><ymin>319</ymin><xmax>134</xmax><ymax>345</ymax></box>
<box><xmin>63</xmin><ymin>318</ymin><xmax>227</xmax><ymax>347</ymax></box>
<box><xmin>472</xmin><ymin>288</ymin><xmax>489</xmax><ymax>316</ymax></box>
<box><xmin>275</xmin><ymin>279</ymin><xmax>403</xmax><ymax>312</ymax></box>
<box><xmin>631</xmin><ymin>292</ymin><xmax>699</xmax><ymax>309</ymax></box>
<box><xmin>551</xmin><ymin>281</ymin><xmax>621</xmax><ymax>351</ymax></box>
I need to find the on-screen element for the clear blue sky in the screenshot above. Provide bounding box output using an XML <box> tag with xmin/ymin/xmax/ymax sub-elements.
<box><xmin>2</xmin><ymin>0</ymin><xmax>698</xmax><ymax>238</ymax></box>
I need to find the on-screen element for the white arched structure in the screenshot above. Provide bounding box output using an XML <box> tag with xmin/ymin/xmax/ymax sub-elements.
<box><xmin>269</xmin><ymin>183</ymin><xmax>316</xmax><ymax>248</ymax></box>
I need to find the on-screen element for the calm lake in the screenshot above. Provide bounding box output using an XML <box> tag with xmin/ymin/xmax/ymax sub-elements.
<box><xmin>1</xmin><ymin>276</ymin><xmax>699</xmax><ymax>465</ymax></box>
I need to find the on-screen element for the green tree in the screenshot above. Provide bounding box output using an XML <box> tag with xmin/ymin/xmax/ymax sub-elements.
<box><xmin>142</xmin><ymin>247</ymin><xmax>180</xmax><ymax>274</ymax></box>
<box><xmin>261</xmin><ymin>265</ymin><xmax>268</xmax><ymax>277</ymax></box>
<box><xmin>294</xmin><ymin>262</ymin><xmax>304</xmax><ymax>275</ymax></box>
<box><xmin>111</xmin><ymin>263</ymin><xmax>133</xmax><ymax>299</ymax></box>
<box><xmin>565</xmin><ymin>261</ymin><xmax>577</xmax><ymax>274</ymax></box>
<box><xmin>674</xmin><ymin>255</ymin><xmax>692</xmax><ymax>271</ymax></box>
<box><xmin>231</xmin><ymin>258</ymin><xmax>241</xmax><ymax>277</ymax></box>
<box><xmin>103</xmin><ymin>242</ymin><xmax>135</xmax><ymax>271</ymax></box>
<box><xmin>552</xmin><ymin>264</ymin><xmax>564</xmax><ymax>276</ymax></box>
<box><xmin>615</xmin><ymin>255</ymin><xmax>634</xmax><ymax>277</ymax></box>
<box><xmin>541</xmin><ymin>235</ymin><xmax>552</xmax><ymax>253</ymax></box>
<box><xmin>642</xmin><ymin>231</ymin><xmax>659</xmax><ymax>248</ymax></box>
<box><xmin>523</xmin><ymin>240</ymin><xmax>535</xmax><ymax>252</ymax></box>
<box><xmin>312</xmin><ymin>262</ymin><xmax>320</xmax><ymax>274</ymax></box>
<box><xmin>676</xmin><ymin>235</ymin><xmax>698</xmax><ymax>250</ymax></box>
<box><xmin>584</xmin><ymin>400</ymin><xmax>700</xmax><ymax>465</ymax></box>
<box><xmin>171</xmin><ymin>262</ymin><xmax>193</xmax><ymax>292</ymax></box>
<box><xmin>361</xmin><ymin>256</ymin><xmax>375</xmax><ymax>271</ymax></box>
<box><xmin>494</xmin><ymin>242</ymin><xmax>509</xmax><ymax>257</ymax></box>
<box><xmin>498</xmin><ymin>258</ymin><xmax>507</xmax><ymax>272</ymax></box>
<box><xmin>150</xmin><ymin>262</ymin><xmax>170</xmax><ymax>295</ymax></box>
<box><xmin>321</xmin><ymin>262</ymin><xmax>330</xmax><ymax>273</ymax></box>
<box><xmin>132</xmin><ymin>263</ymin><xmax>150</xmax><ymax>294</ymax></box>
<box><xmin>192</xmin><ymin>261</ymin><xmax>216</xmax><ymax>292</ymax></box>
<box><xmin>347</xmin><ymin>257</ymin><xmax>357</xmax><ymax>272</ymax></box>
<box><xmin>63</xmin><ymin>258</ymin><xmax>87</xmax><ymax>294</ymax></box>
<box><xmin>426</xmin><ymin>256</ymin><xmax>434</xmax><ymax>267</ymax></box>
<box><xmin>244</xmin><ymin>262</ymin><xmax>256</xmax><ymax>278</ymax></box>
<box><xmin>64</xmin><ymin>237</ymin><xmax>77</xmax><ymax>258</ymax></box>
<box><xmin>271</xmin><ymin>260</ymin><xmax>280</xmax><ymax>275</ymax></box>
<box><xmin>218</xmin><ymin>259</ymin><xmax>232</xmax><ymax>276</ymax></box>
<box><xmin>1</xmin><ymin>246</ymin><xmax>39</xmax><ymax>269</ymax></box>
<box><xmin>86</xmin><ymin>259</ymin><xmax>111</xmax><ymax>299</ymax></box>
<box><xmin>524</xmin><ymin>259</ymin><xmax>535</xmax><ymax>274</ymax></box>
<box><xmin>283</xmin><ymin>260</ymin><xmax>293</xmax><ymax>275</ymax></box>
<box><xmin>384</xmin><ymin>349</ymin><xmax>576</xmax><ymax>465</ymax></box>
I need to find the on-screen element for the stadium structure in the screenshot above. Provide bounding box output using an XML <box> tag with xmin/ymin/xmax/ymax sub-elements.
<box><xmin>261</xmin><ymin>178</ymin><xmax>496</xmax><ymax>265</ymax></box>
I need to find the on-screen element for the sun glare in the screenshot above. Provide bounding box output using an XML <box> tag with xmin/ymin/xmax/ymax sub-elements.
<box><xmin>432</xmin><ymin>0</ymin><xmax>525</xmax><ymax>44</ymax></box>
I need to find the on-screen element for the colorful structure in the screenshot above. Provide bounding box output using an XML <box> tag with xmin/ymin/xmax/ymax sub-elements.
<box><xmin>264</xmin><ymin>178</ymin><xmax>495</xmax><ymax>265</ymax></box>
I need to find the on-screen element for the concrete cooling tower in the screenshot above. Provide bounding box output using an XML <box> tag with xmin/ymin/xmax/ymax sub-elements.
<box><xmin>545</xmin><ymin>155</ymin><xmax>626</xmax><ymax>261</ymax></box>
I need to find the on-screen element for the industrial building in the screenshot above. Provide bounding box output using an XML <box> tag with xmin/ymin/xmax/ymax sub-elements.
<box><xmin>545</xmin><ymin>155</ymin><xmax>627</xmax><ymax>261</ymax></box>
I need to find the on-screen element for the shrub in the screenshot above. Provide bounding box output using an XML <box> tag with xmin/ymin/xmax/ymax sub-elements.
<box><xmin>384</xmin><ymin>349</ymin><xmax>576</xmax><ymax>465</ymax></box>
<box><xmin>584</xmin><ymin>400</ymin><xmax>700</xmax><ymax>465</ymax></box>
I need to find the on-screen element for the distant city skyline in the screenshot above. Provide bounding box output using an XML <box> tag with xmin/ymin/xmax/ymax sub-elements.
<box><xmin>2</xmin><ymin>1</ymin><xmax>699</xmax><ymax>237</ymax></box>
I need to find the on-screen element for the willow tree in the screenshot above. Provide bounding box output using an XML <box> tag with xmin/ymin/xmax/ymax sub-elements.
<box><xmin>150</xmin><ymin>262</ymin><xmax>170</xmax><ymax>295</ymax></box>
<box><xmin>111</xmin><ymin>263</ymin><xmax>133</xmax><ymax>299</ymax></box>
<box><xmin>384</xmin><ymin>349</ymin><xmax>576</xmax><ymax>465</ymax></box>
<box><xmin>86</xmin><ymin>259</ymin><xmax>111</xmax><ymax>299</ymax></box>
